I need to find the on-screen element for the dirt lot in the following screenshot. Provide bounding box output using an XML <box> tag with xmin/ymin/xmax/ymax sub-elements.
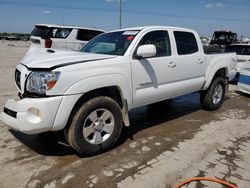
<box><xmin>0</xmin><ymin>41</ymin><xmax>250</xmax><ymax>188</ymax></box>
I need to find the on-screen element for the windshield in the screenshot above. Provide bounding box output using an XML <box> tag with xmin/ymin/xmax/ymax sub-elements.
<box><xmin>80</xmin><ymin>30</ymin><xmax>139</xmax><ymax>56</ymax></box>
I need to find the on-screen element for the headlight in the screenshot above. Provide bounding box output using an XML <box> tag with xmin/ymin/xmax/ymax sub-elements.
<box><xmin>26</xmin><ymin>71</ymin><xmax>60</xmax><ymax>95</ymax></box>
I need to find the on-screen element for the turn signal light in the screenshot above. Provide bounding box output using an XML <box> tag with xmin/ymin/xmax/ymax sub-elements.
<box><xmin>47</xmin><ymin>80</ymin><xmax>57</xmax><ymax>90</ymax></box>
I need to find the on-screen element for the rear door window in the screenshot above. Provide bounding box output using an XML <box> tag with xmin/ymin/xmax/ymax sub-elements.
<box><xmin>76</xmin><ymin>29</ymin><xmax>104</xmax><ymax>41</ymax></box>
<box><xmin>51</xmin><ymin>28</ymin><xmax>72</xmax><ymax>39</ymax></box>
<box><xmin>174</xmin><ymin>31</ymin><xmax>198</xmax><ymax>55</ymax></box>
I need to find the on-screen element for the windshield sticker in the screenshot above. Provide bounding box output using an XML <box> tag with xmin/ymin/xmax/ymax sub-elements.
<box><xmin>123</xmin><ymin>31</ymin><xmax>139</xmax><ymax>35</ymax></box>
<box><xmin>127</xmin><ymin>36</ymin><xmax>135</xmax><ymax>41</ymax></box>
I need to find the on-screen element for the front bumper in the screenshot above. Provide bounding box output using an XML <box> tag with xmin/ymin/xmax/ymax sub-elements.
<box><xmin>0</xmin><ymin>96</ymin><xmax>63</xmax><ymax>134</ymax></box>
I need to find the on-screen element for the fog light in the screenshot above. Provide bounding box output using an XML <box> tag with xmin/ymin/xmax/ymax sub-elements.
<box><xmin>26</xmin><ymin>108</ymin><xmax>42</xmax><ymax>124</ymax></box>
<box><xmin>29</xmin><ymin>108</ymin><xmax>42</xmax><ymax>118</ymax></box>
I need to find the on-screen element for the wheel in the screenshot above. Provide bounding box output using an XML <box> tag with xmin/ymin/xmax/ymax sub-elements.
<box><xmin>66</xmin><ymin>96</ymin><xmax>123</xmax><ymax>155</ymax></box>
<box><xmin>201</xmin><ymin>77</ymin><xmax>226</xmax><ymax>111</ymax></box>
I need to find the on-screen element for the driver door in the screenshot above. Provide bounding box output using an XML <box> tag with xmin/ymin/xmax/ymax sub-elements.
<box><xmin>131</xmin><ymin>30</ymin><xmax>177</xmax><ymax>107</ymax></box>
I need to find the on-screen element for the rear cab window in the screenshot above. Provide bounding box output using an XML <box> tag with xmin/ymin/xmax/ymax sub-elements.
<box><xmin>174</xmin><ymin>31</ymin><xmax>198</xmax><ymax>55</ymax></box>
<box><xmin>76</xmin><ymin>29</ymin><xmax>104</xmax><ymax>41</ymax></box>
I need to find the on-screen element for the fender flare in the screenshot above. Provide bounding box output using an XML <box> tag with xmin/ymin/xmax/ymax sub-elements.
<box><xmin>203</xmin><ymin>64</ymin><xmax>228</xmax><ymax>90</ymax></box>
<box><xmin>64</xmin><ymin>74</ymin><xmax>131</xmax><ymax>103</ymax></box>
<box><xmin>65</xmin><ymin>74</ymin><xmax>132</xmax><ymax>126</ymax></box>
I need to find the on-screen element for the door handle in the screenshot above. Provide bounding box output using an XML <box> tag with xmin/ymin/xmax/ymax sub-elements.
<box><xmin>168</xmin><ymin>62</ymin><xmax>176</xmax><ymax>68</ymax></box>
<box><xmin>197</xmin><ymin>59</ymin><xmax>204</xmax><ymax>64</ymax></box>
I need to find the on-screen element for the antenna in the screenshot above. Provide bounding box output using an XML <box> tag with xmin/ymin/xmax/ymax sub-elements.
<box><xmin>119</xmin><ymin>0</ymin><xmax>122</xmax><ymax>29</ymax></box>
<box><xmin>61</xmin><ymin>12</ymin><xmax>67</xmax><ymax>49</ymax></box>
<box><xmin>61</xmin><ymin>12</ymin><xmax>65</xmax><ymax>26</ymax></box>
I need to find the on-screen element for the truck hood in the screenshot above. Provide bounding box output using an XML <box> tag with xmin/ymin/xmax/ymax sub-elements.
<box><xmin>20</xmin><ymin>48</ymin><xmax>117</xmax><ymax>69</ymax></box>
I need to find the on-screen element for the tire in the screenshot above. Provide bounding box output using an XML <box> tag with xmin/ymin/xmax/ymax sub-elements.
<box><xmin>201</xmin><ymin>77</ymin><xmax>226</xmax><ymax>111</ymax></box>
<box><xmin>66</xmin><ymin>96</ymin><xmax>123</xmax><ymax>155</ymax></box>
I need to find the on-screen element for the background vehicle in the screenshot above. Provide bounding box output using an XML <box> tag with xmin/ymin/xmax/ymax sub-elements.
<box><xmin>204</xmin><ymin>30</ymin><xmax>238</xmax><ymax>53</ymax></box>
<box><xmin>210</xmin><ymin>30</ymin><xmax>237</xmax><ymax>46</ymax></box>
<box><xmin>237</xmin><ymin>68</ymin><xmax>250</xmax><ymax>95</ymax></box>
<box><xmin>1</xmin><ymin>26</ymin><xmax>237</xmax><ymax>155</ymax></box>
<box><xmin>30</xmin><ymin>24</ymin><xmax>105</xmax><ymax>51</ymax></box>
<box><xmin>224</xmin><ymin>44</ymin><xmax>250</xmax><ymax>73</ymax></box>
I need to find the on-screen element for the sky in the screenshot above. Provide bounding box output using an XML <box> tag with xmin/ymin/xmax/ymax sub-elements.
<box><xmin>0</xmin><ymin>0</ymin><xmax>250</xmax><ymax>38</ymax></box>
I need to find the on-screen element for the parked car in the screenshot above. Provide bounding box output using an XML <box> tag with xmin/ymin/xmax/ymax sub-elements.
<box><xmin>0</xmin><ymin>26</ymin><xmax>237</xmax><ymax>155</ymax></box>
<box><xmin>237</xmin><ymin>67</ymin><xmax>250</xmax><ymax>95</ymax></box>
<box><xmin>224</xmin><ymin>44</ymin><xmax>250</xmax><ymax>73</ymax></box>
<box><xmin>30</xmin><ymin>24</ymin><xmax>105</xmax><ymax>51</ymax></box>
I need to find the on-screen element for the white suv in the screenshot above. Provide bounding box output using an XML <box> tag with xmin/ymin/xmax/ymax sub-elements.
<box><xmin>224</xmin><ymin>44</ymin><xmax>250</xmax><ymax>72</ymax></box>
<box><xmin>30</xmin><ymin>24</ymin><xmax>105</xmax><ymax>51</ymax></box>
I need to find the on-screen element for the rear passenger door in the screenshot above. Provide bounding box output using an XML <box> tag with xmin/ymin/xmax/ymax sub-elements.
<box><xmin>172</xmin><ymin>31</ymin><xmax>206</xmax><ymax>92</ymax></box>
<box><xmin>131</xmin><ymin>30</ymin><xmax>206</xmax><ymax>108</ymax></box>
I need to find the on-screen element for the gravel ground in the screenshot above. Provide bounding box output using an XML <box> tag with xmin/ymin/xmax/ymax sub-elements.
<box><xmin>0</xmin><ymin>41</ymin><xmax>250</xmax><ymax>188</ymax></box>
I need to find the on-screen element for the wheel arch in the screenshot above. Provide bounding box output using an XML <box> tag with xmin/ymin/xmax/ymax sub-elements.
<box><xmin>52</xmin><ymin>74</ymin><xmax>131</xmax><ymax>131</ymax></box>
<box><xmin>65</xmin><ymin>85</ymin><xmax>130</xmax><ymax>135</ymax></box>
<box><xmin>203</xmin><ymin>67</ymin><xmax>228</xmax><ymax>90</ymax></box>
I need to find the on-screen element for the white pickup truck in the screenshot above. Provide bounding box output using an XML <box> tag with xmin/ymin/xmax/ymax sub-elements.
<box><xmin>1</xmin><ymin>26</ymin><xmax>237</xmax><ymax>155</ymax></box>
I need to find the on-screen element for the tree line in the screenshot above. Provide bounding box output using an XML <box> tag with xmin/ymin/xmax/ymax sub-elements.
<box><xmin>0</xmin><ymin>32</ymin><xmax>30</xmax><ymax>41</ymax></box>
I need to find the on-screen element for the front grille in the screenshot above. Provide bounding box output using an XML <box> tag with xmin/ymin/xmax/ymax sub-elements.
<box><xmin>3</xmin><ymin>107</ymin><xmax>17</xmax><ymax>118</ymax></box>
<box><xmin>15</xmin><ymin>69</ymin><xmax>21</xmax><ymax>90</ymax></box>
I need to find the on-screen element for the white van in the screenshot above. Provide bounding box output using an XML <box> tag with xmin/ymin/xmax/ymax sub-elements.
<box><xmin>30</xmin><ymin>24</ymin><xmax>105</xmax><ymax>51</ymax></box>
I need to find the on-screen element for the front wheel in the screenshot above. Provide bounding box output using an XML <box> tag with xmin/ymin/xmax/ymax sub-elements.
<box><xmin>201</xmin><ymin>77</ymin><xmax>226</xmax><ymax>111</ymax></box>
<box><xmin>66</xmin><ymin>96</ymin><xmax>123</xmax><ymax>155</ymax></box>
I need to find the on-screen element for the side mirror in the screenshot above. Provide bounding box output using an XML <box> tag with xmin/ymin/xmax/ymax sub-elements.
<box><xmin>136</xmin><ymin>44</ymin><xmax>156</xmax><ymax>58</ymax></box>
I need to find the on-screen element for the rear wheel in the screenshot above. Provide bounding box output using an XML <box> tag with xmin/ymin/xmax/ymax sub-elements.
<box><xmin>65</xmin><ymin>96</ymin><xmax>123</xmax><ymax>155</ymax></box>
<box><xmin>201</xmin><ymin>77</ymin><xmax>226</xmax><ymax>111</ymax></box>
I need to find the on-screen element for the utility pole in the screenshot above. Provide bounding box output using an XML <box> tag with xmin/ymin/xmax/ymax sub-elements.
<box><xmin>119</xmin><ymin>0</ymin><xmax>122</xmax><ymax>29</ymax></box>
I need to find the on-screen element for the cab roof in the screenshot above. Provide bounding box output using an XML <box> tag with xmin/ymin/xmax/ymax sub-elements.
<box><xmin>112</xmin><ymin>26</ymin><xmax>197</xmax><ymax>33</ymax></box>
